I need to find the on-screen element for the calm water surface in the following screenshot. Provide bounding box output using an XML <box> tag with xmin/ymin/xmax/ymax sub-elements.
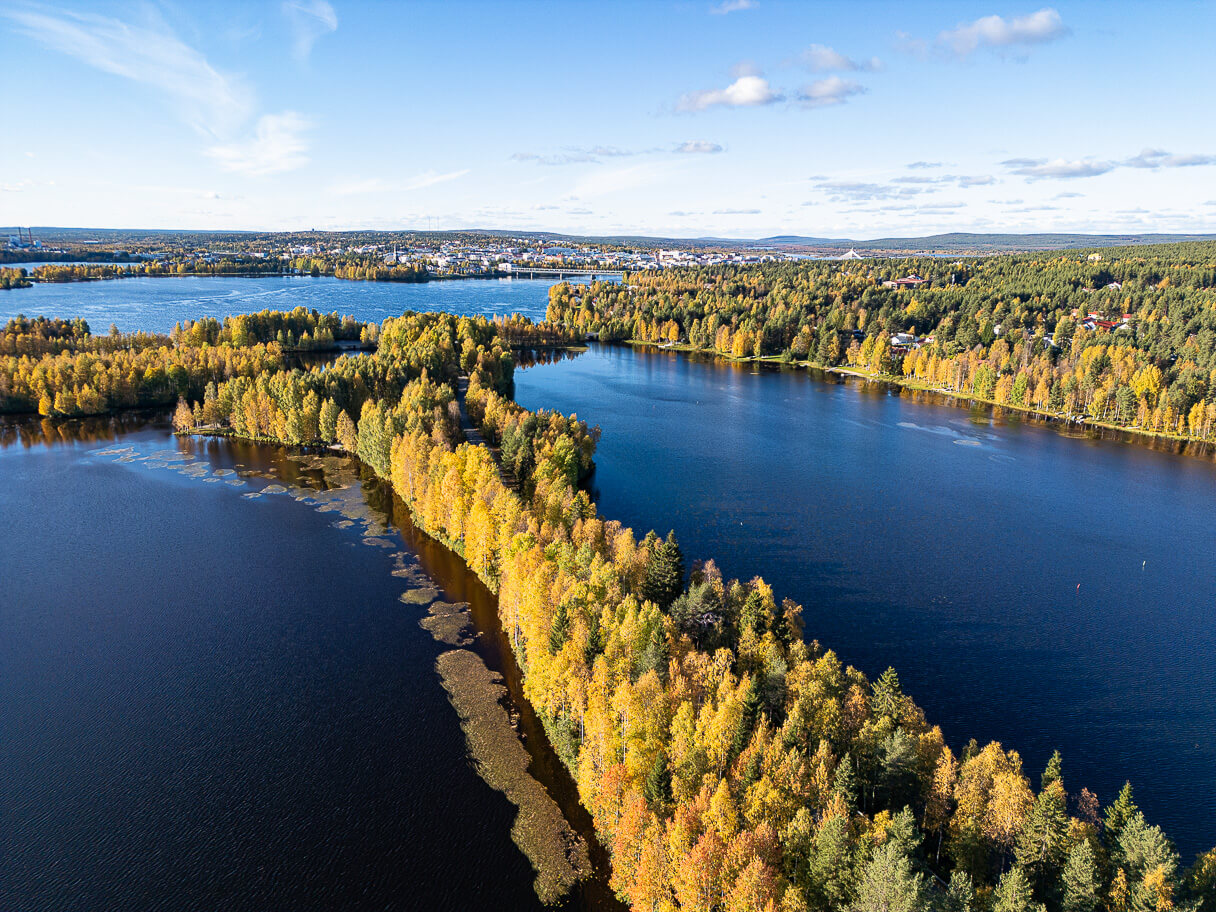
<box><xmin>515</xmin><ymin>344</ymin><xmax>1216</xmax><ymax>860</ymax></box>
<box><xmin>0</xmin><ymin>417</ymin><xmax>614</xmax><ymax>912</ymax></box>
<box><xmin>0</xmin><ymin>274</ymin><xmax>556</xmax><ymax>333</ymax></box>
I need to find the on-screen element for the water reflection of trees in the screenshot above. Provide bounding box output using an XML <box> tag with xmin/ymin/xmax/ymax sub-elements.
<box><xmin>514</xmin><ymin>347</ymin><xmax>585</xmax><ymax>369</ymax></box>
<box><xmin>0</xmin><ymin>412</ymin><xmax>169</xmax><ymax>450</ymax></box>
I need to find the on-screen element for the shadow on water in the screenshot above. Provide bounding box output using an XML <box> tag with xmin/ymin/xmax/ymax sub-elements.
<box><xmin>358</xmin><ymin>472</ymin><xmax>624</xmax><ymax>912</ymax></box>
<box><xmin>0</xmin><ymin>409</ymin><xmax>623</xmax><ymax>912</ymax></box>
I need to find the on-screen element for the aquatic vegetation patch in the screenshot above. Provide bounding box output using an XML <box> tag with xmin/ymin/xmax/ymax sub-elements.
<box><xmin>434</xmin><ymin>649</ymin><xmax>591</xmax><ymax>904</ymax></box>
<box><xmin>419</xmin><ymin>600</ymin><xmax>473</xmax><ymax>646</ymax></box>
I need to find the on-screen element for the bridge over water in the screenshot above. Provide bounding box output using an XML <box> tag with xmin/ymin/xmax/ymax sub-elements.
<box><xmin>499</xmin><ymin>267</ymin><xmax>623</xmax><ymax>280</ymax></box>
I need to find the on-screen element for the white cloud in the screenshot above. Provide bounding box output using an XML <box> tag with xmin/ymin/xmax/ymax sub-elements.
<box><xmin>938</xmin><ymin>8</ymin><xmax>1068</xmax><ymax>58</ymax></box>
<box><xmin>1001</xmin><ymin>157</ymin><xmax>1114</xmax><ymax>179</ymax></box>
<box><xmin>712</xmin><ymin>208</ymin><xmax>761</xmax><ymax>214</ymax></box>
<box><xmin>802</xmin><ymin>44</ymin><xmax>880</xmax><ymax>72</ymax></box>
<box><xmin>907</xmin><ymin>161</ymin><xmax>943</xmax><ymax>169</ymax></box>
<box><xmin>283</xmin><ymin>0</ymin><xmax>337</xmax><ymax>60</ymax></box>
<box><xmin>1</xmin><ymin>6</ymin><xmax>251</xmax><ymax>137</ymax></box>
<box><xmin>797</xmin><ymin>77</ymin><xmax>866</xmax><ymax>108</ymax></box>
<box><xmin>710</xmin><ymin>0</ymin><xmax>756</xmax><ymax>14</ymax></box>
<box><xmin>674</xmin><ymin>140</ymin><xmax>723</xmax><ymax>154</ymax></box>
<box><xmin>207</xmin><ymin>112</ymin><xmax>312</xmax><ymax>175</ymax></box>
<box><xmin>677</xmin><ymin>75</ymin><xmax>781</xmax><ymax>112</ymax></box>
<box><xmin>1124</xmin><ymin>148</ymin><xmax>1216</xmax><ymax>169</ymax></box>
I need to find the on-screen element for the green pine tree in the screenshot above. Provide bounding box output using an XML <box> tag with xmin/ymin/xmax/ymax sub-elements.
<box><xmin>849</xmin><ymin>839</ymin><xmax>926</xmax><ymax>912</ymax></box>
<box><xmin>640</xmin><ymin>531</ymin><xmax>684</xmax><ymax>610</ymax></box>
<box><xmin>1041</xmin><ymin>750</ymin><xmax>1064</xmax><ymax>791</ymax></box>
<box><xmin>1104</xmin><ymin>782</ymin><xmax>1138</xmax><ymax>847</ymax></box>
<box><xmin>993</xmin><ymin>866</ymin><xmax>1046</xmax><ymax>912</ymax></box>
<box><xmin>1061</xmin><ymin>839</ymin><xmax>1100</xmax><ymax>912</ymax></box>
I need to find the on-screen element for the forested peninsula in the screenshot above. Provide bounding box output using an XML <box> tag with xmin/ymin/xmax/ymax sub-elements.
<box><xmin>4</xmin><ymin>302</ymin><xmax>1216</xmax><ymax>912</ymax></box>
<box><xmin>548</xmin><ymin>242</ymin><xmax>1216</xmax><ymax>446</ymax></box>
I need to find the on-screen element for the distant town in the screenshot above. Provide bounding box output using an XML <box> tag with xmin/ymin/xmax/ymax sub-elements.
<box><xmin>4</xmin><ymin>227</ymin><xmax>815</xmax><ymax>276</ymax></box>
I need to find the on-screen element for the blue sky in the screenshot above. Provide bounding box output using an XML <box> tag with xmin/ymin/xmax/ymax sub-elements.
<box><xmin>4</xmin><ymin>0</ymin><xmax>1216</xmax><ymax>238</ymax></box>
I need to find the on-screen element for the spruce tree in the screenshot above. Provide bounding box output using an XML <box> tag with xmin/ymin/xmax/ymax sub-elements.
<box><xmin>1061</xmin><ymin>840</ymin><xmax>1099</xmax><ymax>912</ymax></box>
<box><xmin>1041</xmin><ymin>750</ymin><xmax>1063</xmax><ymax>790</ymax></box>
<box><xmin>849</xmin><ymin>839</ymin><xmax>926</xmax><ymax>912</ymax></box>
<box><xmin>1104</xmin><ymin>782</ymin><xmax>1138</xmax><ymax>848</ymax></box>
<box><xmin>993</xmin><ymin>866</ymin><xmax>1046</xmax><ymax>912</ymax></box>
<box><xmin>641</xmin><ymin>531</ymin><xmax>684</xmax><ymax>610</ymax></box>
<box><xmin>548</xmin><ymin>601</ymin><xmax>570</xmax><ymax>655</ymax></box>
<box><xmin>643</xmin><ymin>752</ymin><xmax>672</xmax><ymax>812</ymax></box>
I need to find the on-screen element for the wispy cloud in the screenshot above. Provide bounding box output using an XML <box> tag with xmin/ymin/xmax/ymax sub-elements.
<box><xmin>908</xmin><ymin>161</ymin><xmax>943</xmax><ymax>169</ymax></box>
<box><xmin>891</xmin><ymin>173</ymin><xmax>994</xmax><ymax>188</ymax></box>
<box><xmin>796</xmin><ymin>77</ymin><xmax>866</xmax><ymax>108</ymax></box>
<box><xmin>710</xmin><ymin>0</ymin><xmax>756</xmax><ymax>14</ymax></box>
<box><xmin>1</xmin><ymin>5</ymin><xmax>251</xmax><ymax>137</ymax></box>
<box><xmin>674</xmin><ymin>140</ymin><xmax>723</xmax><ymax>154</ymax></box>
<box><xmin>713</xmin><ymin>207</ymin><xmax>761</xmax><ymax>214</ymax></box>
<box><xmin>677</xmin><ymin>74</ymin><xmax>782</xmax><ymax>111</ymax></box>
<box><xmin>571</xmin><ymin>163</ymin><xmax>669</xmax><ymax>198</ymax></box>
<box><xmin>401</xmin><ymin>169</ymin><xmax>470</xmax><ymax>191</ymax></box>
<box><xmin>938</xmin><ymin>8</ymin><xmax>1068</xmax><ymax>58</ymax></box>
<box><xmin>1124</xmin><ymin>148</ymin><xmax>1216</xmax><ymax>169</ymax></box>
<box><xmin>511</xmin><ymin>145</ymin><xmax>642</xmax><ymax>165</ymax></box>
<box><xmin>801</xmin><ymin>44</ymin><xmax>880</xmax><ymax>72</ymax></box>
<box><xmin>207</xmin><ymin>112</ymin><xmax>312</xmax><ymax>175</ymax></box>
<box><xmin>1001</xmin><ymin>148</ymin><xmax>1216</xmax><ymax>180</ymax></box>
<box><xmin>328</xmin><ymin>169</ymin><xmax>470</xmax><ymax>195</ymax></box>
<box><xmin>813</xmin><ymin>180</ymin><xmax>926</xmax><ymax>202</ymax></box>
<box><xmin>283</xmin><ymin>0</ymin><xmax>337</xmax><ymax>60</ymax></box>
<box><xmin>1001</xmin><ymin>157</ymin><xmax>1113</xmax><ymax>179</ymax></box>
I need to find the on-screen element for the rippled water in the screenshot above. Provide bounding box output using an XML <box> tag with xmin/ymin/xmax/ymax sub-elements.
<box><xmin>0</xmin><ymin>274</ymin><xmax>557</xmax><ymax>333</ymax></box>
<box><xmin>516</xmin><ymin>344</ymin><xmax>1216</xmax><ymax>861</ymax></box>
<box><xmin>0</xmin><ymin>418</ymin><xmax>616</xmax><ymax>912</ymax></box>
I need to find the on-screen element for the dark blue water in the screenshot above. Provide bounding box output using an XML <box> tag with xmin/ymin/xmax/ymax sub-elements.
<box><xmin>0</xmin><ymin>419</ymin><xmax>609</xmax><ymax>911</ymax></box>
<box><xmin>515</xmin><ymin>344</ymin><xmax>1216</xmax><ymax>861</ymax></box>
<box><xmin>0</xmin><ymin>274</ymin><xmax>556</xmax><ymax>333</ymax></box>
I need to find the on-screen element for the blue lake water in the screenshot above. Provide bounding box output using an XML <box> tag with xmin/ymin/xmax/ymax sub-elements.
<box><xmin>0</xmin><ymin>274</ymin><xmax>557</xmax><ymax>333</ymax></box>
<box><xmin>515</xmin><ymin>344</ymin><xmax>1216</xmax><ymax>861</ymax></box>
<box><xmin>4</xmin><ymin>272</ymin><xmax>1214</xmax><ymax>899</ymax></box>
<box><xmin>0</xmin><ymin>418</ymin><xmax>613</xmax><ymax>911</ymax></box>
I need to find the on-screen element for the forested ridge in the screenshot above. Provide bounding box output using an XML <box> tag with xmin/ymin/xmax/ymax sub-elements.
<box><xmin>10</xmin><ymin>303</ymin><xmax>1216</xmax><ymax>911</ymax></box>
<box><xmin>548</xmin><ymin>242</ymin><xmax>1216</xmax><ymax>442</ymax></box>
<box><xmin>0</xmin><ymin>309</ymin><xmax>374</xmax><ymax>418</ymax></box>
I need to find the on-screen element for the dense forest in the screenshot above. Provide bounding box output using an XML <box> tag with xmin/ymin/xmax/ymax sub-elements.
<box><xmin>11</xmin><ymin>301</ymin><xmax>1216</xmax><ymax>911</ymax></box>
<box><xmin>0</xmin><ymin>308</ymin><xmax>374</xmax><ymax>417</ymax></box>
<box><xmin>1</xmin><ymin>267</ymin><xmax>32</xmax><ymax>289</ymax></box>
<box><xmin>547</xmin><ymin>242</ymin><xmax>1216</xmax><ymax>442</ymax></box>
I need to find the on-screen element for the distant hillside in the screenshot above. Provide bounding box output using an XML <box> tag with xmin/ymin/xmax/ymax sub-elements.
<box><xmin>755</xmin><ymin>232</ymin><xmax>1216</xmax><ymax>254</ymax></box>
<box><xmin>7</xmin><ymin>226</ymin><xmax>1216</xmax><ymax>257</ymax></box>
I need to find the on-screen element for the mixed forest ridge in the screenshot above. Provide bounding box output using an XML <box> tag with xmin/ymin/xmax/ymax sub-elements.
<box><xmin>546</xmin><ymin>241</ymin><xmax>1216</xmax><ymax>447</ymax></box>
<box><xmin>4</xmin><ymin>241</ymin><xmax>1216</xmax><ymax>911</ymax></box>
